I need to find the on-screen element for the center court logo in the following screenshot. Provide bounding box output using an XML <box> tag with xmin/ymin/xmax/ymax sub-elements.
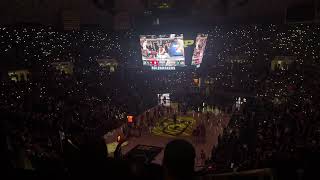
<box><xmin>184</xmin><ymin>40</ymin><xmax>194</xmax><ymax>47</ymax></box>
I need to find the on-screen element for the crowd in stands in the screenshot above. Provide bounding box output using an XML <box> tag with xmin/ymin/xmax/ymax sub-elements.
<box><xmin>1</xmin><ymin>23</ymin><xmax>320</xmax><ymax>179</ymax></box>
<box><xmin>210</xmin><ymin>62</ymin><xmax>320</xmax><ymax>177</ymax></box>
<box><xmin>0</xmin><ymin>64</ymin><xmax>158</xmax><ymax>171</ymax></box>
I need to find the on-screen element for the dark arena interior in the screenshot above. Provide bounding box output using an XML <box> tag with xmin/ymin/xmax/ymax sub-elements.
<box><xmin>1</xmin><ymin>0</ymin><xmax>320</xmax><ymax>180</ymax></box>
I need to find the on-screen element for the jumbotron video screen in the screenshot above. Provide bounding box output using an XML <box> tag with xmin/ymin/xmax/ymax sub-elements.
<box><xmin>191</xmin><ymin>34</ymin><xmax>208</xmax><ymax>66</ymax></box>
<box><xmin>140</xmin><ymin>34</ymin><xmax>185</xmax><ymax>69</ymax></box>
<box><xmin>158</xmin><ymin>93</ymin><xmax>170</xmax><ymax>107</ymax></box>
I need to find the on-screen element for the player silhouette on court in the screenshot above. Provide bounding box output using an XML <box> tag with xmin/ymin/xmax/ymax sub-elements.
<box><xmin>173</xmin><ymin>113</ymin><xmax>177</xmax><ymax>125</ymax></box>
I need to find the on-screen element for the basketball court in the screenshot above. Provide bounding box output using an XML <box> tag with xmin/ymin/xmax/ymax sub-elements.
<box><xmin>122</xmin><ymin>112</ymin><xmax>230</xmax><ymax>168</ymax></box>
<box><xmin>152</xmin><ymin>116</ymin><xmax>196</xmax><ymax>137</ymax></box>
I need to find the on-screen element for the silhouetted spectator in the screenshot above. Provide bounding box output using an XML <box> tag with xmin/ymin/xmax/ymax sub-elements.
<box><xmin>163</xmin><ymin>139</ymin><xmax>195</xmax><ymax>180</ymax></box>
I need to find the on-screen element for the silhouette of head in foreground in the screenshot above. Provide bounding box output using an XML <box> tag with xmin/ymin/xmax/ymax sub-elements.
<box><xmin>163</xmin><ymin>139</ymin><xmax>196</xmax><ymax>180</ymax></box>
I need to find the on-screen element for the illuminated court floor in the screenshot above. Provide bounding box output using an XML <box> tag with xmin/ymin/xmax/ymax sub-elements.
<box><xmin>122</xmin><ymin>112</ymin><xmax>230</xmax><ymax>168</ymax></box>
<box><xmin>152</xmin><ymin>116</ymin><xmax>196</xmax><ymax>137</ymax></box>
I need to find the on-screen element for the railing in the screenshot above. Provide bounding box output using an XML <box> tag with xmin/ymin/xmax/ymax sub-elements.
<box><xmin>198</xmin><ymin>168</ymin><xmax>275</xmax><ymax>180</ymax></box>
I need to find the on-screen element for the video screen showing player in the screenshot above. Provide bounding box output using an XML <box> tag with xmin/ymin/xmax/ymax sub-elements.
<box><xmin>140</xmin><ymin>34</ymin><xmax>185</xmax><ymax>67</ymax></box>
<box><xmin>192</xmin><ymin>34</ymin><xmax>208</xmax><ymax>66</ymax></box>
<box><xmin>158</xmin><ymin>93</ymin><xmax>170</xmax><ymax>107</ymax></box>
